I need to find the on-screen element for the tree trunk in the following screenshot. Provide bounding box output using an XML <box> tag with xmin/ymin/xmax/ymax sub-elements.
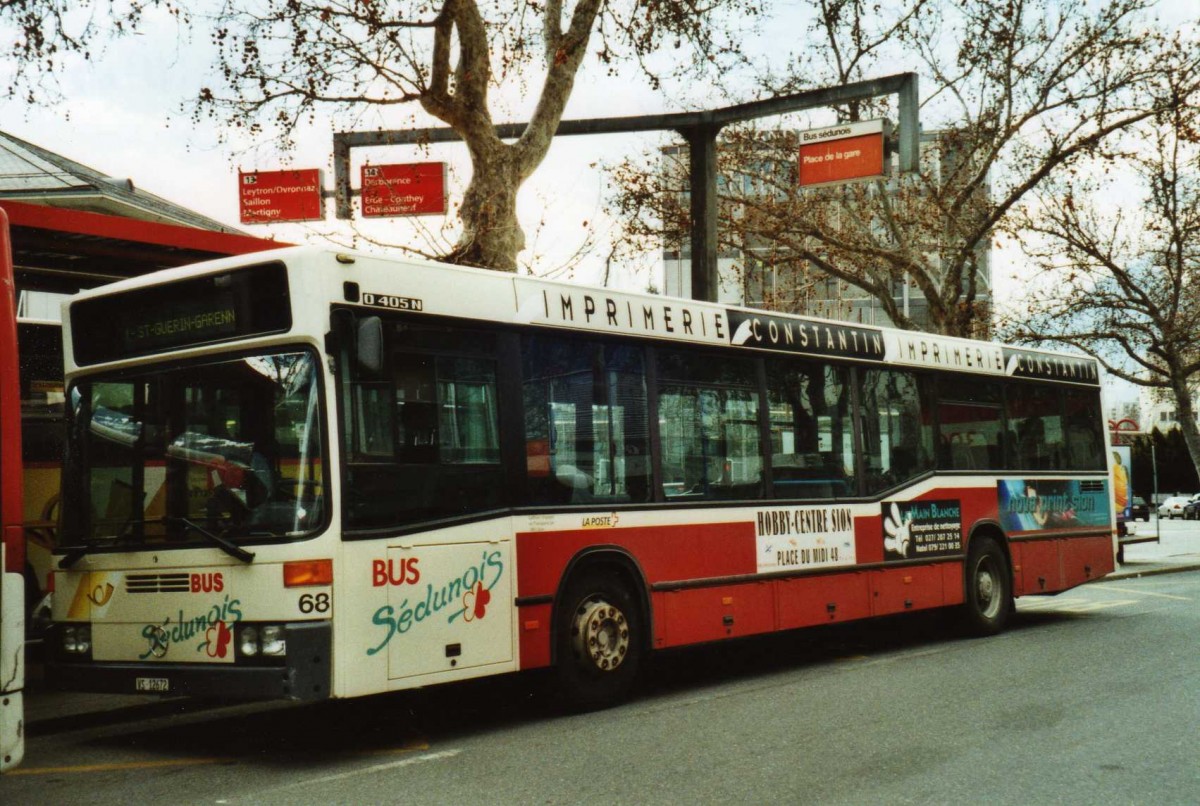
<box><xmin>445</xmin><ymin>144</ymin><xmax>524</xmax><ymax>271</ymax></box>
<box><xmin>1168</xmin><ymin>369</ymin><xmax>1200</xmax><ymax>482</ymax></box>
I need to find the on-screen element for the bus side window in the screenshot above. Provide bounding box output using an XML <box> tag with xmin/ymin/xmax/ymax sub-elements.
<box><xmin>859</xmin><ymin>369</ymin><xmax>935</xmax><ymax>495</ymax></box>
<box><xmin>521</xmin><ymin>334</ymin><xmax>650</xmax><ymax>506</ymax></box>
<box><xmin>1063</xmin><ymin>389</ymin><xmax>1105</xmax><ymax>470</ymax></box>
<box><xmin>935</xmin><ymin>379</ymin><xmax>1003</xmax><ymax>471</ymax></box>
<box><xmin>351</xmin><ymin>383</ymin><xmax>394</xmax><ymax>458</ymax></box>
<box><xmin>1007</xmin><ymin>384</ymin><xmax>1065</xmax><ymax>471</ymax></box>
<box><xmin>765</xmin><ymin>359</ymin><xmax>854</xmax><ymax>499</ymax></box>
<box><xmin>656</xmin><ymin>349</ymin><xmax>762</xmax><ymax>502</ymax></box>
<box><xmin>343</xmin><ymin>321</ymin><xmax>504</xmax><ymax>530</ymax></box>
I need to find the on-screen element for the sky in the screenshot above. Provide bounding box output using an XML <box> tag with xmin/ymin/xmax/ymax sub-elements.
<box><xmin>0</xmin><ymin>3</ymin><xmax>881</xmax><ymax>289</ymax></box>
<box><xmin>1</xmin><ymin>5</ymin><xmax>734</xmax><ymax>289</ymax></box>
<box><xmin>3</xmin><ymin>1</ymin><xmax>1194</xmax><ymax>409</ymax></box>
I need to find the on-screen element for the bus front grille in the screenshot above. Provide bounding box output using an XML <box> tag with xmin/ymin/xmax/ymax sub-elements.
<box><xmin>126</xmin><ymin>573</ymin><xmax>191</xmax><ymax>593</ymax></box>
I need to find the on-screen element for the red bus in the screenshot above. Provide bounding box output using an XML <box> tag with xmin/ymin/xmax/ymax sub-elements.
<box><xmin>15</xmin><ymin>317</ymin><xmax>63</xmax><ymax>633</ymax></box>
<box><xmin>46</xmin><ymin>248</ymin><xmax>1115</xmax><ymax>709</ymax></box>
<box><xmin>1</xmin><ymin>208</ymin><xmax>26</xmax><ymax>770</ymax></box>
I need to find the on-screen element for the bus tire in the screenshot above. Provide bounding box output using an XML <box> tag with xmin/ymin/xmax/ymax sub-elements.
<box><xmin>961</xmin><ymin>536</ymin><xmax>1011</xmax><ymax>637</ymax></box>
<box><xmin>555</xmin><ymin>568</ymin><xmax>642</xmax><ymax>710</ymax></box>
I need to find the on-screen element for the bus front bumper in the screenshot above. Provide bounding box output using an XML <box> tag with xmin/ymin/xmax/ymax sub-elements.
<box><xmin>44</xmin><ymin>621</ymin><xmax>331</xmax><ymax>701</ymax></box>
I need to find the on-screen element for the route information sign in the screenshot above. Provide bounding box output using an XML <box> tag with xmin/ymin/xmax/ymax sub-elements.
<box><xmin>797</xmin><ymin>120</ymin><xmax>888</xmax><ymax>188</ymax></box>
<box><xmin>239</xmin><ymin>169</ymin><xmax>323</xmax><ymax>223</ymax></box>
<box><xmin>361</xmin><ymin>163</ymin><xmax>447</xmax><ymax>217</ymax></box>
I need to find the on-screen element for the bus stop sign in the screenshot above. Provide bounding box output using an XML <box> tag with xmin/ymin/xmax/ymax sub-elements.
<box><xmin>798</xmin><ymin>119</ymin><xmax>889</xmax><ymax>188</ymax></box>
<box><xmin>239</xmin><ymin>169</ymin><xmax>323</xmax><ymax>224</ymax></box>
<box><xmin>361</xmin><ymin>163</ymin><xmax>447</xmax><ymax>218</ymax></box>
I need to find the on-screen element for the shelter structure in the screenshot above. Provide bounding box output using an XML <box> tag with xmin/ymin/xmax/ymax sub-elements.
<box><xmin>0</xmin><ymin>130</ymin><xmax>282</xmax><ymax>296</ymax></box>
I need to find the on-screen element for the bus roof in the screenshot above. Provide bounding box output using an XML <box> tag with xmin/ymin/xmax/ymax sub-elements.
<box><xmin>63</xmin><ymin>245</ymin><xmax>1102</xmax><ymax>387</ymax></box>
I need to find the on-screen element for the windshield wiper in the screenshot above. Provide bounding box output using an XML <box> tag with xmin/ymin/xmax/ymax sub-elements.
<box><xmin>165</xmin><ymin>517</ymin><xmax>256</xmax><ymax>563</ymax></box>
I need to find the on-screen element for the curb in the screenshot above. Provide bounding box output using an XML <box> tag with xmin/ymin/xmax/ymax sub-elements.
<box><xmin>1107</xmin><ymin>562</ymin><xmax>1200</xmax><ymax>581</ymax></box>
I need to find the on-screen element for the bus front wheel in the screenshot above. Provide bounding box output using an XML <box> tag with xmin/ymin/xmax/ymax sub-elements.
<box><xmin>961</xmin><ymin>537</ymin><xmax>1012</xmax><ymax>636</ymax></box>
<box><xmin>555</xmin><ymin>568</ymin><xmax>642</xmax><ymax>710</ymax></box>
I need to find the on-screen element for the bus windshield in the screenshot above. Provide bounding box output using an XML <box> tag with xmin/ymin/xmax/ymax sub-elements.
<box><xmin>60</xmin><ymin>349</ymin><xmax>325</xmax><ymax>553</ymax></box>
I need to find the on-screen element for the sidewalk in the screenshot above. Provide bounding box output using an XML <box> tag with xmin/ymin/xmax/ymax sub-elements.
<box><xmin>20</xmin><ymin>527</ymin><xmax>1199</xmax><ymax>731</ymax></box>
<box><xmin>1110</xmin><ymin>518</ymin><xmax>1200</xmax><ymax>579</ymax></box>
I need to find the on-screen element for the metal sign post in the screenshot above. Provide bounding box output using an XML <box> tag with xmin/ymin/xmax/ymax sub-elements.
<box><xmin>329</xmin><ymin>73</ymin><xmax>920</xmax><ymax>303</ymax></box>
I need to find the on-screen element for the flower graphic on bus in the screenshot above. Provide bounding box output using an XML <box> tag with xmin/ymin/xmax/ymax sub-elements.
<box><xmin>201</xmin><ymin>619</ymin><xmax>234</xmax><ymax>658</ymax></box>
<box><xmin>883</xmin><ymin>502</ymin><xmax>913</xmax><ymax>558</ymax></box>
<box><xmin>462</xmin><ymin>580</ymin><xmax>491</xmax><ymax>622</ymax></box>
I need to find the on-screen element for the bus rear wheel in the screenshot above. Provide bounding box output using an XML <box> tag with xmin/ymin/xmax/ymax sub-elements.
<box><xmin>961</xmin><ymin>537</ymin><xmax>1012</xmax><ymax>636</ymax></box>
<box><xmin>555</xmin><ymin>568</ymin><xmax>642</xmax><ymax>710</ymax></box>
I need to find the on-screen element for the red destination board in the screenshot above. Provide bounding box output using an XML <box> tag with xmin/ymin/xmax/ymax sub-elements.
<box><xmin>361</xmin><ymin>163</ymin><xmax>447</xmax><ymax>217</ymax></box>
<box><xmin>239</xmin><ymin>169</ymin><xmax>323</xmax><ymax>224</ymax></box>
<box><xmin>797</xmin><ymin>121</ymin><xmax>887</xmax><ymax>188</ymax></box>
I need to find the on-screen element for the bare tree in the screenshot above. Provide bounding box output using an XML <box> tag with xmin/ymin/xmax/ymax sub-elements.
<box><xmin>0</xmin><ymin>1</ymin><xmax>183</xmax><ymax>102</ymax></box>
<box><xmin>607</xmin><ymin>0</ymin><xmax>1191</xmax><ymax>336</ymax></box>
<box><xmin>1</xmin><ymin>0</ymin><xmax>765</xmax><ymax>271</ymax></box>
<box><xmin>1001</xmin><ymin>63</ymin><xmax>1200</xmax><ymax>475</ymax></box>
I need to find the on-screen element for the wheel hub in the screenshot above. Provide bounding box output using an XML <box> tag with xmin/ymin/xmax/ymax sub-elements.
<box><xmin>976</xmin><ymin>560</ymin><xmax>1000</xmax><ymax>617</ymax></box>
<box><xmin>571</xmin><ymin>599</ymin><xmax>630</xmax><ymax>672</ymax></box>
<box><xmin>978</xmin><ymin>571</ymin><xmax>995</xmax><ymax>601</ymax></box>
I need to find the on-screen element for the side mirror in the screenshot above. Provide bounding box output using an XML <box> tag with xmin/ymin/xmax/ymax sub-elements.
<box><xmin>356</xmin><ymin>316</ymin><xmax>384</xmax><ymax>375</ymax></box>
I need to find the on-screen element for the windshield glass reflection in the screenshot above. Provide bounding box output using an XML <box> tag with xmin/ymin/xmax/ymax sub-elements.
<box><xmin>62</xmin><ymin>350</ymin><xmax>325</xmax><ymax>548</ymax></box>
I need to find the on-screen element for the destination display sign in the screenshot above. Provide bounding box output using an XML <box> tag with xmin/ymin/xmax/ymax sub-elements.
<box><xmin>361</xmin><ymin>163</ymin><xmax>447</xmax><ymax>217</ymax></box>
<box><xmin>239</xmin><ymin>169</ymin><xmax>323</xmax><ymax>224</ymax></box>
<box><xmin>71</xmin><ymin>263</ymin><xmax>292</xmax><ymax>365</ymax></box>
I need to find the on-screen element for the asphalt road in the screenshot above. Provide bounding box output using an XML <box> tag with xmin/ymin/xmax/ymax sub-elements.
<box><xmin>4</xmin><ymin>571</ymin><xmax>1198</xmax><ymax>805</ymax></box>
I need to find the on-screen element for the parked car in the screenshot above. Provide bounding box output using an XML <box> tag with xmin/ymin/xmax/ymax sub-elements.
<box><xmin>1129</xmin><ymin>496</ymin><xmax>1150</xmax><ymax>521</ymax></box>
<box><xmin>1158</xmin><ymin>495</ymin><xmax>1191</xmax><ymax>519</ymax></box>
<box><xmin>1183</xmin><ymin>494</ymin><xmax>1200</xmax><ymax>520</ymax></box>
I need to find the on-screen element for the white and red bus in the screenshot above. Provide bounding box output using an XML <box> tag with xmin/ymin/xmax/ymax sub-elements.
<box><xmin>1</xmin><ymin>209</ymin><xmax>27</xmax><ymax>770</ymax></box>
<box><xmin>1</xmin><ymin>200</ymin><xmax>287</xmax><ymax>635</ymax></box>
<box><xmin>46</xmin><ymin>247</ymin><xmax>1115</xmax><ymax>709</ymax></box>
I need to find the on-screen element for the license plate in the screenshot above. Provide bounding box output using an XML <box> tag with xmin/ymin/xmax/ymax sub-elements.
<box><xmin>135</xmin><ymin>677</ymin><xmax>170</xmax><ymax>693</ymax></box>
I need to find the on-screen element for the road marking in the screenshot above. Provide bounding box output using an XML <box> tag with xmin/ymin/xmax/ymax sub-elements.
<box><xmin>1054</xmin><ymin>599</ymin><xmax>1139</xmax><ymax>613</ymax></box>
<box><xmin>1017</xmin><ymin>598</ymin><xmax>1071</xmax><ymax>610</ymax></box>
<box><xmin>11</xmin><ymin>736</ymin><xmax>433</xmax><ymax>779</ymax></box>
<box><xmin>267</xmin><ymin>748</ymin><xmax>461</xmax><ymax>791</ymax></box>
<box><xmin>7</xmin><ymin>756</ymin><xmax>233</xmax><ymax>776</ymax></box>
<box><xmin>1101</xmin><ymin>585</ymin><xmax>1192</xmax><ymax>601</ymax></box>
<box><xmin>1019</xmin><ymin>598</ymin><xmax>1138</xmax><ymax>613</ymax></box>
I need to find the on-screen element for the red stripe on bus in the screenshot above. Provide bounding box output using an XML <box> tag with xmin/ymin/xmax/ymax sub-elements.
<box><xmin>515</xmin><ymin>521</ymin><xmax>756</xmax><ymax>598</ymax></box>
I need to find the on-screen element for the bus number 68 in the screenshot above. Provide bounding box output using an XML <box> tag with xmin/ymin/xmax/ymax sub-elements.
<box><xmin>299</xmin><ymin>593</ymin><xmax>330</xmax><ymax>613</ymax></box>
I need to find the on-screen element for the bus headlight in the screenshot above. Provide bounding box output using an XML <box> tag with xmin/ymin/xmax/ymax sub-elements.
<box><xmin>260</xmin><ymin>625</ymin><xmax>286</xmax><ymax>657</ymax></box>
<box><xmin>236</xmin><ymin>623</ymin><xmax>287</xmax><ymax>659</ymax></box>
<box><xmin>239</xmin><ymin>625</ymin><xmax>260</xmax><ymax>657</ymax></box>
<box><xmin>62</xmin><ymin>624</ymin><xmax>91</xmax><ymax>655</ymax></box>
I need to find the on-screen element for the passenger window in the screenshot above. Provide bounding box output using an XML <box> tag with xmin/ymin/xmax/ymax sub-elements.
<box><xmin>859</xmin><ymin>369</ymin><xmax>934</xmax><ymax>494</ymax></box>
<box><xmin>1007</xmin><ymin>384</ymin><xmax>1064</xmax><ymax>470</ymax></box>
<box><xmin>343</xmin><ymin>322</ymin><xmax>504</xmax><ymax>529</ymax></box>
<box><xmin>937</xmin><ymin>378</ymin><xmax>1004</xmax><ymax>470</ymax></box>
<box><xmin>1064</xmin><ymin>388</ymin><xmax>1105</xmax><ymax>470</ymax></box>
<box><xmin>522</xmin><ymin>335</ymin><xmax>650</xmax><ymax>505</ymax></box>
<box><xmin>657</xmin><ymin>350</ymin><xmax>763</xmax><ymax>501</ymax></box>
<box><xmin>766</xmin><ymin>359</ymin><xmax>854</xmax><ymax>498</ymax></box>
